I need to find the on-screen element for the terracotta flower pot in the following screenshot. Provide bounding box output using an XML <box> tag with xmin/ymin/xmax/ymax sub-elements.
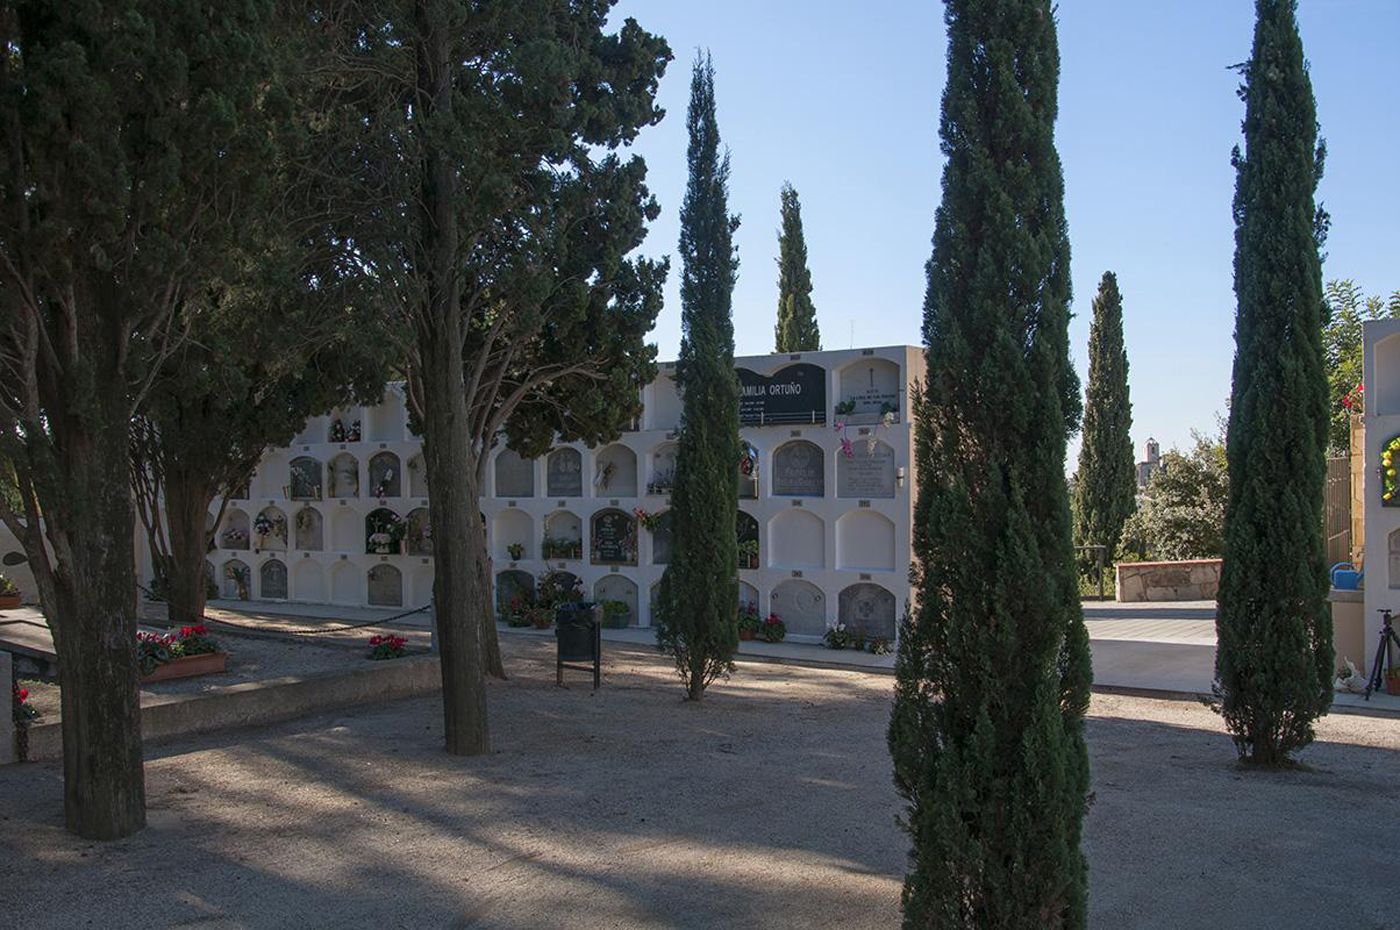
<box><xmin>1386</xmin><ymin>677</ymin><xmax>1400</xmax><ymax>697</ymax></box>
<box><xmin>738</xmin><ymin>629</ymin><xmax>756</xmax><ymax>642</ymax></box>
<box><xmin>0</xmin><ymin>593</ymin><xmax>21</xmax><ymax>610</ymax></box>
<box><xmin>141</xmin><ymin>651</ymin><xmax>230</xmax><ymax>683</ymax></box>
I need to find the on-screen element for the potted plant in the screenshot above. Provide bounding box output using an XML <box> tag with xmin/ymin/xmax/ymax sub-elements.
<box><xmin>367</xmin><ymin>633</ymin><xmax>408</xmax><ymax>660</ymax></box>
<box><xmin>0</xmin><ymin>574</ymin><xmax>20</xmax><ymax>610</ymax></box>
<box><xmin>600</xmin><ymin>600</ymin><xmax>631</xmax><ymax>629</ymax></box>
<box><xmin>137</xmin><ymin>625</ymin><xmax>229</xmax><ymax>682</ymax></box>
<box><xmin>528</xmin><ymin>606</ymin><xmax>555</xmax><ymax>629</ymax></box>
<box><xmin>834</xmin><ymin>399</ymin><xmax>856</xmax><ymax>417</ymax></box>
<box><xmin>760</xmin><ymin>612</ymin><xmax>787</xmax><ymax>643</ymax></box>
<box><xmin>1387</xmin><ymin>666</ymin><xmax>1400</xmax><ymax>697</ymax></box>
<box><xmin>868</xmin><ymin>636</ymin><xmax>893</xmax><ymax>656</ymax></box>
<box><xmin>737</xmin><ymin>605</ymin><xmax>762</xmax><ymax>641</ymax></box>
<box><xmin>507</xmin><ymin>542</ymin><xmax>525</xmax><ymax>561</ymax></box>
<box><xmin>737</xmin><ymin>539</ymin><xmax>759</xmax><ymax>571</ymax></box>
<box><xmin>823</xmin><ymin>623</ymin><xmax>853</xmax><ymax>650</ymax></box>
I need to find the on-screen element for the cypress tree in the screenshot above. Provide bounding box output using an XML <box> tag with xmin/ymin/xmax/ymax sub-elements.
<box><xmin>889</xmin><ymin>1</ymin><xmax>1092</xmax><ymax>926</ymax></box>
<box><xmin>654</xmin><ymin>53</ymin><xmax>741</xmax><ymax>700</ymax></box>
<box><xmin>1215</xmin><ymin>0</ymin><xmax>1332</xmax><ymax>766</ymax></box>
<box><xmin>774</xmin><ymin>183</ymin><xmax>821</xmax><ymax>352</ymax></box>
<box><xmin>1075</xmin><ymin>271</ymin><xmax>1136</xmax><ymax>561</ymax></box>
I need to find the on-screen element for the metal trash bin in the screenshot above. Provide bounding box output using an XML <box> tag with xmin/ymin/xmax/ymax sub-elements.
<box><xmin>555</xmin><ymin>601</ymin><xmax>601</xmax><ymax>689</ymax></box>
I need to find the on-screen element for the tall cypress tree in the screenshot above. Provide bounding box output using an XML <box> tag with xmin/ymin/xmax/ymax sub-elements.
<box><xmin>1075</xmin><ymin>271</ymin><xmax>1136</xmax><ymax>560</ymax></box>
<box><xmin>774</xmin><ymin>182</ymin><xmax>820</xmax><ymax>352</ymax></box>
<box><xmin>889</xmin><ymin>1</ymin><xmax>1092</xmax><ymax>926</ymax></box>
<box><xmin>1215</xmin><ymin>0</ymin><xmax>1332</xmax><ymax>766</ymax></box>
<box><xmin>654</xmin><ymin>53</ymin><xmax>740</xmax><ymax>701</ymax></box>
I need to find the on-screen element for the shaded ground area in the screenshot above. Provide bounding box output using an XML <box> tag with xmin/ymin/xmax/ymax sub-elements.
<box><xmin>1</xmin><ymin>637</ymin><xmax>1397</xmax><ymax>929</ymax></box>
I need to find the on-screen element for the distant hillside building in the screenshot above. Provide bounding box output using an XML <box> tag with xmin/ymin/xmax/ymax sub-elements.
<box><xmin>1136</xmin><ymin>437</ymin><xmax>1161</xmax><ymax>489</ymax></box>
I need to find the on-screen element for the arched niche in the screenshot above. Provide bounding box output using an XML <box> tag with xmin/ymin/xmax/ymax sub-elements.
<box><xmin>838</xmin><ymin>583</ymin><xmax>897</xmax><ymax>640</ymax></box>
<box><xmin>495</xmin><ymin>569</ymin><xmax>535</xmax><ymax>613</ymax></box>
<box><xmin>293</xmin><ymin>506</ymin><xmax>324</xmax><ymax>551</ymax></box>
<box><xmin>836</xmin><ymin>357</ymin><xmax>901</xmax><ymax>422</ymax></box>
<box><xmin>768</xmin><ymin>509</ymin><xmax>825</xmax><ymax>570</ymax></box>
<box><xmin>259</xmin><ymin>558</ymin><xmax>288</xmax><ymax>600</ymax></box>
<box><xmin>220</xmin><ymin>559</ymin><xmax>250</xmax><ymax>600</ymax></box>
<box><xmin>369</xmin><ymin>451</ymin><xmax>401</xmax><ymax>499</ymax></box>
<box><xmin>546</xmin><ymin>447</ymin><xmax>583</xmax><ymax>498</ymax></box>
<box><xmin>1375</xmin><ymin>334</ymin><xmax>1400</xmax><ymax>416</ymax></box>
<box><xmin>330</xmin><ymin>561</ymin><xmax>360</xmax><ymax>605</ymax></box>
<box><xmin>410</xmin><ymin>564</ymin><xmax>434</xmax><ymax>608</ymax></box>
<box><xmin>770</xmin><ymin>579</ymin><xmax>826</xmax><ymax>637</ymax></box>
<box><xmin>648</xmin><ymin>580</ymin><xmax>663</xmax><ymax>626</ymax></box>
<box><xmin>289</xmin><ymin>456</ymin><xmax>323</xmax><ymax>501</ymax></box>
<box><xmin>738</xmin><ymin>580</ymin><xmax>759</xmax><ymax>613</ymax></box>
<box><xmin>542</xmin><ymin>510</ymin><xmax>582</xmax><ymax>561</ymax></box>
<box><xmin>590</xmin><ymin>508</ymin><xmax>637</xmax><ymax>565</ymax></box>
<box><xmin>1389</xmin><ymin>529</ymin><xmax>1400</xmax><ymax>589</ymax></box>
<box><xmin>292</xmin><ymin>560</ymin><xmax>326</xmax><ymax>602</ymax></box>
<box><xmin>365</xmin><ymin>507</ymin><xmax>404</xmax><ymax>555</ymax></box>
<box><xmin>328</xmin><ymin>452</ymin><xmax>360</xmax><ymax>499</ymax></box>
<box><xmin>492</xmin><ymin>509</ymin><xmax>533</xmax><ymax>562</ymax></box>
<box><xmin>330</xmin><ymin>508</ymin><xmax>360</xmax><ymax>553</ymax></box>
<box><xmin>540</xmin><ymin>570</ymin><xmax>581</xmax><ymax>604</ymax></box>
<box><xmin>837</xmin><ymin>439</ymin><xmax>897</xmax><ymax>499</ymax></box>
<box><xmin>647</xmin><ymin>373</ymin><xmax>682</xmax><ymax>431</ymax></box>
<box><xmin>406</xmin><ymin>507</ymin><xmax>432</xmax><ymax>557</ymax></box>
<box><xmin>594</xmin><ymin>444</ymin><xmax>638</xmax><ymax>497</ymax></box>
<box><xmin>835</xmin><ymin>511</ymin><xmax>896</xmax><ymax>572</ymax></box>
<box><xmin>648</xmin><ymin>442</ymin><xmax>679</xmax><ymax>496</ymax></box>
<box><xmin>738</xmin><ymin>441</ymin><xmax>758</xmax><ymax>499</ymax></box>
<box><xmin>649</xmin><ymin>509</ymin><xmax>674</xmax><ymax>565</ymax></box>
<box><xmin>219</xmin><ymin>508</ymin><xmax>250</xmax><ymax>551</ymax></box>
<box><xmin>594</xmin><ymin>575</ymin><xmax>639</xmax><ymax>627</ymax></box>
<box><xmin>495</xmin><ymin>448</ymin><xmax>534</xmax><ymax>498</ymax></box>
<box><xmin>772</xmin><ymin>440</ymin><xmax>825</xmax><ymax>497</ymax></box>
<box><xmin>737</xmin><ymin>510</ymin><xmax>760</xmax><ymax>570</ymax></box>
<box><xmin>367</xmin><ymin>393</ymin><xmax>405</xmax><ymax>442</ymax></box>
<box><xmin>407</xmin><ymin>454</ymin><xmax>428</xmax><ymax>498</ymax></box>
<box><xmin>367</xmin><ymin>564</ymin><xmax>403</xmax><ymax>607</ymax></box>
<box><xmin>254</xmin><ymin>506</ymin><xmax>288</xmax><ymax>551</ymax></box>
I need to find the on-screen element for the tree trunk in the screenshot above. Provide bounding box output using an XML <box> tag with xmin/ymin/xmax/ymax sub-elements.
<box><xmin>414</xmin><ymin>2</ymin><xmax>489</xmax><ymax>755</ymax></box>
<box><xmin>163</xmin><ymin>467</ymin><xmax>215</xmax><ymax>625</ymax></box>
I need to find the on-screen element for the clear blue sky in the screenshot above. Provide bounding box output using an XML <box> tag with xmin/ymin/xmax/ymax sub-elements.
<box><xmin>606</xmin><ymin>0</ymin><xmax>1399</xmax><ymax>462</ymax></box>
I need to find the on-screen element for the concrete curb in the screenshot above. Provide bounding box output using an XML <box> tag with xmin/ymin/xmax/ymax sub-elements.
<box><xmin>22</xmin><ymin>654</ymin><xmax>442</xmax><ymax>762</ymax></box>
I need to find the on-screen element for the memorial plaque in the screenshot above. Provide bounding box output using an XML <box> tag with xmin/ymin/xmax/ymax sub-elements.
<box><xmin>293</xmin><ymin>507</ymin><xmax>324</xmax><ymax>551</ymax></box>
<box><xmin>260</xmin><ymin>560</ymin><xmax>288</xmax><ymax>599</ymax></box>
<box><xmin>495</xmin><ymin>449</ymin><xmax>534</xmax><ymax>497</ymax></box>
<box><xmin>367</xmin><ymin>564</ymin><xmax>403</xmax><ymax>607</ymax></box>
<box><xmin>590</xmin><ymin>509</ymin><xmax>637</xmax><ymax>565</ymax></box>
<box><xmin>838</xmin><ymin>360</ymin><xmax>901</xmax><ymax>419</ymax></box>
<box><xmin>773</xmin><ymin>440</ymin><xmax>825</xmax><ymax>497</ymax></box>
<box><xmin>837</xmin><ymin>442</ymin><xmax>896</xmax><ymax>499</ymax></box>
<box><xmin>838</xmin><ymin>583</ymin><xmax>896</xmax><ymax>640</ymax></box>
<box><xmin>737</xmin><ymin>363</ymin><xmax>826</xmax><ymax>426</ymax></box>
<box><xmin>547</xmin><ymin>448</ymin><xmax>583</xmax><ymax>498</ymax></box>
<box><xmin>770</xmin><ymin>580</ymin><xmax>825</xmax><ymax>636</ymax></box>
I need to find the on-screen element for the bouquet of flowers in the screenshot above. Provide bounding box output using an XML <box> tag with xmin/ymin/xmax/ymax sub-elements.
<box><xmin>368</xmin><ymin>633</ymin><xmax>407</xmax><ymax>660</ymax></box>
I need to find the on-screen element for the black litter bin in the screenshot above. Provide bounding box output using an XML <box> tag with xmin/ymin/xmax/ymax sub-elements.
<box><xmin>555</xmin><ymin>601</ymin><xmax>601</xmax><ymax>689</ymax></box>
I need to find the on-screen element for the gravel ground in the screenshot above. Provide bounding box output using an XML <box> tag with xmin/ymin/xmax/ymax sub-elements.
<box><xmin>1</xmin><ymin>637</ymin><xmax>1397</xmax><ymax>929</ymax></box>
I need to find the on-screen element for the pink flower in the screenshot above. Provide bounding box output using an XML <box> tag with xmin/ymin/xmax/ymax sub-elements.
<box><xmin>839</xmin><ymin>437</ymin><xmax>854</xmax><ymax>459</ymax></box>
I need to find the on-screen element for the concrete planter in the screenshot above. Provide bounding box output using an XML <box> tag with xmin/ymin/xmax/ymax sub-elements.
<box><xmin>0</xmin><ymin>594</ymin><xmax>20</xmax><ymax>610</ymax></box>
<box><xmin>141</xmin><ymin>651</ymin><xmax>230</xmax><ymax>683</ymax></box>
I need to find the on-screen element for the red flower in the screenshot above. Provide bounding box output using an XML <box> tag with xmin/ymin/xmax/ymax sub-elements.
<box><xmin>13</xmin><ymin>685</ymin><xmax>28</xmax><ymax>703</ymax></box>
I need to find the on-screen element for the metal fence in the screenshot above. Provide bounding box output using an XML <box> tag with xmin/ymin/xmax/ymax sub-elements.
<box><xmin>1325</xmin><ymin>454</ymin><xmax>1352</xmax><ymax>568</ymax></box>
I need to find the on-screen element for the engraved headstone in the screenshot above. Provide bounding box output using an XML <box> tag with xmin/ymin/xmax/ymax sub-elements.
<box><xmin>547</xmin><ymin>448</ymin><xmax>583</xmax><ymax>498</ymax></box>
<box><xmin>773</xmin><ymin>440</ymin><xmax>825</xmax><ymax>497</ymax></box>
<box><xmin>260</xmin><ymin>560</ymin><xmax>288</xmax><ymax>599</ymax></box>
<box><xmin>838</xmin><ymin>583</ymin><xmax>896</xmax><ymax>640</ymax></box>
<box><xmin>367</xmin><ymin>564</ymin><xmax>403</xmax><ymax>607</ymax></box>
<box><xmin>837</xmin><ymin>442</ymin><xmax>896</xmax><ymax>499</ymax></box>
<box><xmin>590</xmin><ymin>509</ymin><xmax>637</xmax><ymax>565</ymax></box>
<box><xmin>770</xmin><ymin>580</ymin><xmax>825</xmax><ymax>636</ymax></box>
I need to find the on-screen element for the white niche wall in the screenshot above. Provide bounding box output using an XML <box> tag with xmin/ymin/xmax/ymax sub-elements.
<box><xmin>835</xmin><ymin>511</ymin><xmax>896</xmax><ymax>572</ymax></box>
<box><xmin>768</xmin><ymin>509</ymin><xmax>825</xmax><ymax>570</ymax></box>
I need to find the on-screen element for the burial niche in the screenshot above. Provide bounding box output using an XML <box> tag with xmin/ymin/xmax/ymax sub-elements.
<box><xmin>495</xmin><ymin>570</ymin><xmax>535</xmax><ymax>614</ymax></box>
<box><xmin>772</xmin><ymin>440</ymin><xmax>825</xmax><ymax>497</ymax></box>
<box><xmin>770</xmin><ymin>580</ymin><xmax>825</xmax><ymax>637</ymax></box>
<box><xmin>648</xmin><ymin>443</ymin><xmax>679</xmax><ymax>495</ymax></box>
<box><xmin>738</xmin><ymin>441</ymin><xmax>759</xmax><ymax>499</ymax></box>
<box><xmin>546</xmin><ymin>447</ymin><xmax>584</xmax><ymax>498</ymax></box>
<box><xmin>254</xmin><ymin>506</ymin><xmax>288</xmax><ymax>551</ymax></box>
<box><xmin>367</xmin><ymin>564</ymin><xmax>403</xmax><ymax>607</ymax></box>
<box><xmin>328</xmin><ymin>452</ymin><xmax>360</xmax><ymax>498</ymax></box>
<box><xmin>221</xmin><ymin>559</ymin><xmax>250</xmax><ymax>600</ymax></box>
<box><xmin>594</xmin><ymin>444</ymin><xmax>638</xmax><ymax>497</ymax></box>
<box><xmin>838</xmin><ymin>583</ymin><xmax>897</xmax><ymax>641</ymax></box>
<box><xmin>293</xmin><ymin>506</ymin><xmax>324</xmax><ymax>551</ymax></box>
<box><xmin>406</xmin><ymin>508</ymin><xmax>432</xmax><ymax>557</ymax></box>
<box><xmin>649</xmin><ymin>510</ymin><xmax>674</xmax><ymax>565</ymax></box>
<box><xmin>836</xmin><ymin>440</ymin><xmax>896</xmax><ymax>499</ymax></box>
<box><xmin>260</xmin><ymin>559</ymin><xmax>288</xmax><ymax>600</ymax></box>
<box><xmin>289</xmin><ymin>456</ymin><xmax>323</xmax><ymax>500</ymax></box>
<box><xmin>594</xmin><ymin>575</ymin><xmax>639</xmax><ymax>628</ymax></box>
<box><xmin>541</xmin><ymin>510</ymin><xmax>583</xmax><ymax>561</ymax></box>
<box><xmin>219</xmin><ymin>509</ymin><xmax>251</xmax><ymax>551</ymax></box>
<box><xmin>407</xmin><ymin>454</ymin><xmax>429</xmax><ymax>498</ymax></box>
<box><xmin>369</xmin><ymin>451</ymin><xmax>401</xmax><ymax>499</ymax></box>
<box><xmin>495</xmin><ymin>448</ymin><xmax>534</xmax><ymax>498</ymax></box>
<box><xmin>737</xmin><ymin>511</ymin><xmax>760</xmax><ymax>570</ymax></box>
<box><xmin>590</xmin><ymin>508</ymin><xmax>638</xmax><ymax>566</ymax></box>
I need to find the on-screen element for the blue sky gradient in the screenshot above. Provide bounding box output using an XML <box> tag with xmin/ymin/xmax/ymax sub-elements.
<box><xmin>607</xmin><ymin>1</ymin><xmax>1399</xmax><ymax>461</ymax></box>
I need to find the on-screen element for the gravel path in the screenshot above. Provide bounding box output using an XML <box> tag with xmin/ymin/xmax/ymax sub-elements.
<box><xmin>1</xmin><ymin>637</ymin><xmax>1396</xmax><ymax>929</ymax></box>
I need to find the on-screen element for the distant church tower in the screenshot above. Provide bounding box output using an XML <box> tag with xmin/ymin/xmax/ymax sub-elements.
<box><xmin>1136</xmin><ymin>437</ymin><xmax>1161</xmax><ymax>489</ymax></box>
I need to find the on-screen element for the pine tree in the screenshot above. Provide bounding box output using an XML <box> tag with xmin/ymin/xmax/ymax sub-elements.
<box><xmin>1075</xmin><ymin>271</ymin><xmax>1136</xmax><ymax>561</ymax></box>
<box><xmin>888</xmin><ymin>1</ymin><xmax>1092</xmax><ymax>925</ymax></box>
<box><xmin>1215</xmin><ymin>0</ymin><xmax>1332</xmax><ymax>766</ymax></box>
<box><xmin>774</xmin><ymin>183</ymin><xmax>821</xmax><ymax>352</ymax></box>
<box><xmin>654</xmin><ymin>53</ymin><xmax>741</xmax><ymax>700</ymax></box>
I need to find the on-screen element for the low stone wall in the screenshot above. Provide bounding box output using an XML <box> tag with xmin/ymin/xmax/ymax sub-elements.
<box><xmin>1115</xmin><ymin>559</ymin><xmax>1222</xmax><ymax>602</ymax></box>
<box><xmin>21</xmin><ymin>654</ymin><xmax>441</xmax><ymax>763</ymax></box>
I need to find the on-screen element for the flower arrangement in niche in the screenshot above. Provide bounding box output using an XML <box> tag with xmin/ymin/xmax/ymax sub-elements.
<box><xmin>1383</xmin><ymin>434</ymin><xmax>1400</xmax><ymax>506</ymax></box>
<box><xmin>366</xmin><ymin>511</ymin><xmax>406</xmax><ymax>553</ymax></box>
<box><xmin>633</xmin><ymin>507</ymin><xmax>664</xmax><ymax>532</ymax></box>
<box><xmin>223</xmin><ymin>563</ymin><xmax>250</xmax><ymax>599</ymax></box>
<box><xmin>221</xmin><ymin>527</ymin><xmax>248</xmax><ymax>547</ymax></box>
